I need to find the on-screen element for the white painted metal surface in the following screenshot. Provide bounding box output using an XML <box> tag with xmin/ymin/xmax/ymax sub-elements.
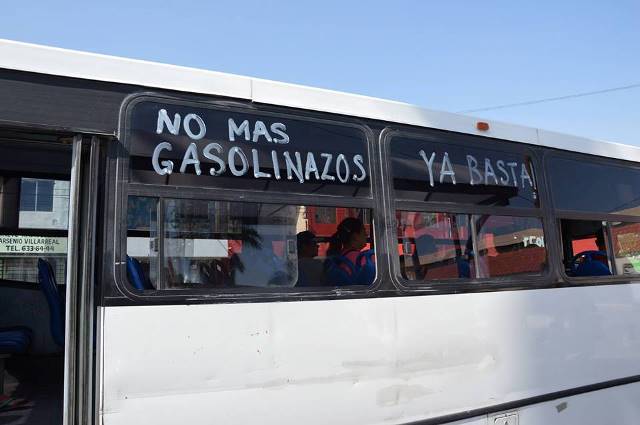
<box><xmin>470</xmin><ymin>381</ymin><xmax>640</xmax><ymax>424</ymax></box>
<box><xmin>1</xmin><ymin>39</ymin><xmax>639</xmax><ymax>163</ymax></box>
<box><xmin>516</xmin><ymin>381</ymin><xmax>640</xmax><ymax>424</ymax></box>
<box><xmin>99</xmin><ymin>283</ymin><xmax>640</xmax><ymax>425</ymax></box>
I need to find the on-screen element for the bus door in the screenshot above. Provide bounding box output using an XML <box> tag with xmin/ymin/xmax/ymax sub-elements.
<box><xmin>0</xmin><ymin>132</ymin><xmax>101</xmax><ymax>425</ymax></box>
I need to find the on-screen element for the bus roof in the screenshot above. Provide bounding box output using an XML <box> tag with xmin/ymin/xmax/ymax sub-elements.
<box><xmin>0</xmin><ymin>38</ymin><xmax>638</xmax><ymax>162</ymax></box>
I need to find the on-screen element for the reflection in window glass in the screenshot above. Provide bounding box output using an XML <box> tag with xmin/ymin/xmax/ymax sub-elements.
<box><xmin>475</xmin><ymin>215</ymin><xmax>546</xmax><ymax>278</ymax></box>
<box><xmin>128</xmin><ymin>196</ymin><xmax>158</xmax><ymax>232</ymax></box>
<box><xmin>18</xmin><ymin>178</ymin><xmax>70</xmax><ymax>229</ymax></box>
<box><xmin>127</xmin><ymin>196</ymin><xmax>159</xmax><ymax>287</ymax></box>
<box><xmin>126</xmin><ymin>196</ymin><xmax>374</xmax><ymax>290</ymax></box>
<box><xmin>610</xmin><ymin>222</ymin><xmax>640</xmax><ymax>275</ymax></box>
<box><xmin>549</xmin><ymin>157</ymin><xmax>640</xmax><ymax>215</ymax></box>
<box><xmin>19</xmin><ymin>179</ymin><xmax>37</xmax><ymax>211</ymax></box>
<box><xmin>397</xmin><ymin>211</ymin><xmax>473</xmax><ymax>280</ymax></box>
<box><xmin>314</xmin><ymin>207</ymin><xmax>337</xmax><ymax>224</ymax></box>
<box><xmin>560</xmin><ymin>219</ymin><xmax>612</xmax><ymax>277</ymax></box>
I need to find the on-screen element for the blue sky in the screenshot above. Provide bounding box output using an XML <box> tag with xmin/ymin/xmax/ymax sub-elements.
<box><xmin>1</xmin><ymin>1</ymin><xmax>638</xmax><ymax>144</ymax></box>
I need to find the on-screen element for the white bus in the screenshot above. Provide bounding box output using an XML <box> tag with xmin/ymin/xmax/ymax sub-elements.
<box><xmin>0</xmin><ymin>39</ymin><xmax>639</xmax><ymax>425</ymax></box>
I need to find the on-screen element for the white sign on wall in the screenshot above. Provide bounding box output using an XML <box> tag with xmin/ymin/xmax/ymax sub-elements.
<box><xmin>0</xmin><ymin>235</ymin><xmax>67</xmax><ymax>255</ymax></box>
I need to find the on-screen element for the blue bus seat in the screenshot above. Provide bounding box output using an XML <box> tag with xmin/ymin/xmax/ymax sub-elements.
<box><xmin>37</xmin><ymin>258</ymin><xmax>65</xmax><ymax>347</ymax></box>
<box><xmin>570</xmin><ymin>250</ymin><xmax>612</xmax><ymax>277</ymax></box>
<box><xmin>126</xmin><ymin>256</ymin><xmax>151</xmax><ymax>290</ymax></box>
<box><xmin>325</xmin><ymin>249</ymin><xmax>376</xmax><ymax>286</ymax></box>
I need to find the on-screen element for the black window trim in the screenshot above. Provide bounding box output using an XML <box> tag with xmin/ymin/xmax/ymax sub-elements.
<box><xmin>112</xmin><ymin>92</ymin><xmax>385</xmax><ymax>302</ymax></box>
<box><xmin>380</xmin><ymin>126</ymin><xmax>556</xmax><ymax>293</ymax></box>
<box><xmin>127</xmin><ymin>183</ymin><xmax>373</xmax><ymax>209</ymax></box>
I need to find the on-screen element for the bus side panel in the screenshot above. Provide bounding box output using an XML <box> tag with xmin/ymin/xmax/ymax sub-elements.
<box><xmin>99</xmin><ymin>283</ymin><xmax>640</xmax><ymax>425</ymax></box>
<box><xmin>517</xmin><ymin>380</ymin><xmax>640</xmax><ymax>424</ymax></box>
<box><xmin>458</xmin><ymin>380</ymin><xmax>640</xmax><ymax>424</ymax></box>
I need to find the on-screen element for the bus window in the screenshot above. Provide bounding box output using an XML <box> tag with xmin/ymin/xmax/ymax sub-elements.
<box><xmin>560</xmin><ymin>220</ymin><xmax>612</xmax><ymax>277</ymax></box>
<box><xmin>397</xmin><ymin>212</ymin><xmax>473</xmax><ymax>280</ymax></box>
<box><xmin>127</xmin><ymin>196</ymin><xmax>159</xmax><ymax>288</ymax></box>
<box><xmin>549</xmin><ymin>156</ymin><xmax>640</xmax><ymax>216</ymax></box>
<box><xmin>390</xmin><ymin>135</ymin><xmax>539</xmax><ymax>208</ymax></box>
<box><xmin>121</xmin><ymin>100</ymin><xmax>377</xmax><ymax>291</ymax></box>
<box><xmin>126</xmin><ymin>101</ymin><xmax>371</xmax><ymax>199</ymax></box>
<box><xmin>389</xmin><ymin>132</ymin><xmax>545</xmax><ymax>283</ymax></box>
<box><xmin>125</xmin><ymin>196</ymin><xmax>374</xmax><ymax>290</ymax></box>
<box><xmin>550</xmin><ymin>156</ymin><xmax>640</xmax><ymax>278</ymax></box>
<box><xmin>475</xmin><ymin>215</ymin><xmax>546</xmax><ymax>278</ymax></box>
<box><xmin>609</xmin><ymin>222</ymin><xmax>640</xmax><ymax>276</ymax></box>
<box><xmin>397</xmin><ymin>212</ymin><xmax>547</xmax><ymax>281</ymax></box>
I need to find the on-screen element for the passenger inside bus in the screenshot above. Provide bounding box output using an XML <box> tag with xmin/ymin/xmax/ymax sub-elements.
<box><xmin>295</xmin><ymin>231</ymin><xmax>327</xmax><ymax>287</ymax></box>
<box><xmin>561</xmin><ymin>220</ymin><xmax>612</xmax><ymax>277</ymax></box>
<box><xmin>126</xmin><ymin>200</ymin><xmax>375</xmax><ymax>289</ymax></box>
<box><xmin>324</xmin><ymin>217</ymin><xmax>375</xmax><ymax>286</ymax></box>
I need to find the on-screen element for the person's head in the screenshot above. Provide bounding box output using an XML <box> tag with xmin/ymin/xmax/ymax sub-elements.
<box><xmin>328</xmin><ymin>217</ymin><xmax>367</xmax><ymax>255</ymax></box>
<box><xmin>297</xmin><ymin>231</ymin><xmax>319</xmax><ymax>258</ymax></box>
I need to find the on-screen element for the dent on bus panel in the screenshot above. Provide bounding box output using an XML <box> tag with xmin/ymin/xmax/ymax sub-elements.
<box><xmin>125</xmin><ymin>196</ymin><xmax>376</xmax><ymax>290</ymax></box>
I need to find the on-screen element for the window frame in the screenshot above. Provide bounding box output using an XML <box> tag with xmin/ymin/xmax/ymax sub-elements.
<box><xmin>113</xmin><ymin>93</ymin><xmax>384</xmax><ymax>302</ymax></box>
<box><xmin>380</xmin><ymin>127</ymin><xmax>555</xmax><ymax>293</ymax></box>
<box><xmin>545</xmin><ymin>149</ymin><xmax>640</xmax><ymax>284</ymax></box>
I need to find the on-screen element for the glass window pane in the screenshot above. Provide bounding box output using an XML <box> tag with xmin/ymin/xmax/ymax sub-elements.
<box><xmin>610</xmin><ymin>222</ymin><xmax>640</xmax><ymax>275</ymax></box>
<box><xmin>476</xmin><ymin>215</ymin><xmax>546</xmax><ymax>278</ymax></box>
<box><xmin>128</xmin><ymin>196</ymin><xmax>159</xmax><ymax>232</ymax></box>
<box><xmin>19</xmin><ymin>178</ymin><xmax>69</xmax><ymax>230</ymax></box>
<box><xmin>390</xmin><ymin>136</ymin><xmax>539</xmax><ymax>208</ymax></box>
<box><xmin>314</xmin><ymin>207</ymin><xmax>337</xmax><ymax>224</ymax></box>
<box><xmin>127</xmin><ymin>196</ymin><xmax>159</xmax><ymax>288</ymax></box>
<box><xmin>126</xmin><ymin>101</ymin><xmax>371</xmax><ymax>198</ymax></box>
<box><xmin>35</xmin><ymin>180</ymin><xmax>54</xmax><ymax>212</ymax></box>
<box><xmin>19</xmin><ymin>179</ymin><xmax>36</xmax><ymax>211</ymax></box>
<box><xmin>397</xmin><ymin>211</ymin><xmax>474</xmax><ymax>280</ymax></box>
<box><xmin>126</xmin><ymin>196</ymin><xmax>375</xmax><ymax>291</ymax></box>
<box><xmin>549</xmin><ymin>157</ymin><xmax>640</xmax><ymax>215</ymax></box>
<box><xmin>560</xmin><ymin>219</ymin><xmax>612</xmax><ymax>277</ymax></box>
